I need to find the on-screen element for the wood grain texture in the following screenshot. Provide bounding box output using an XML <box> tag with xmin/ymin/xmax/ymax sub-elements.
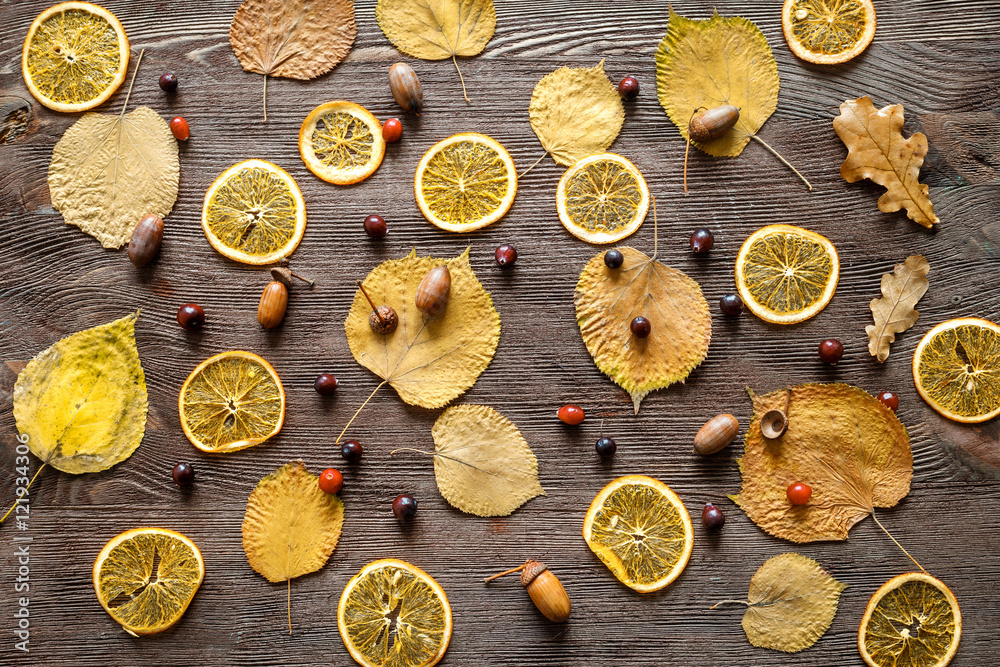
<box><xmin>2</xmin><ymin>0</ymin><xmax>1000</xmax><ymax>665</ymax></box>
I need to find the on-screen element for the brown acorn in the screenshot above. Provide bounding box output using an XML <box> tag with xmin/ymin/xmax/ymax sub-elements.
<box><xmin>128</xmin><ymin>214</ymin><xmax>164</xmax><ymax>267</ymax></box>
<box><xmin>257</xmin><ymin>281</ymin><xmax>288</xmax><ymax>329</ymax></box>
<box><xmin>415</xmin><ymin>265</ymin><xmax>451</xmax><ymax>317</ymax></box>
<box><xmin>693</xmin><ymin>414</ymin><xmax>740</xmax><ymax>455</ymax></box>
<box><xmin>688</xmin><ymin>104</ymin><xmax>740</xmax><ymax>142</ymax></box>
<box><xmin>388</xmin><ymin>62</ymin><xmax>423</xmax><ymax>114</ymax></box>
<box><xmin>357</xmin><ymin>281</ymin><xmax>397</xmax><ymax>335</ymax></box>
<box><xmin>484</xmin><ymin>559</ymin><xmax>571</xmax><ymax>623</ymax></box>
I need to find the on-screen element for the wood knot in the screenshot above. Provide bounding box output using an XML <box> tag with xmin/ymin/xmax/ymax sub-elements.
<box><xmin>0</xmin><ymin>97</ymin><xmax>32</xmax><ymax>144</ymax></box>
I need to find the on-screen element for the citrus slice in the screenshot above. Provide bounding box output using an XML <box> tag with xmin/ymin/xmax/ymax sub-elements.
<box><xmin>735</xmin><ymin>224</ymin><xmax>839</xmax><ymax>325</ymax></box>
<box><xmin>556</xmin><ymin>153</ymin><xmax>649</xmax><ymax>244</ymax></box>
<box><xmin>912</xmin><ymin>317</ymin><xmax>1000</xmax><ymax>423</ymax></box>
<box><xmin>582</xmin><ymin>475</ymin><xmax>693</xmax><ymax>593</ymax></box>
<box><xmin>178</xmin><ymin>351</ymin><xmax>285</xmax><ymax>453</ymax></box>
<box><xmin>338</xmin><ymin>558</ymin><xmax>452</xmax><ymax>667</ymax></box>
<box><xmin>858</xmin><ymin>572</ymin><xmax>961</xmax><ymax>667</ymax></box>
<box><xmin>93</xmin><ymin>527</ymin><xmax>204</xmax><ymax>636</ymax></box>
<box><xmin>22</xmin><ymin>2</ymin><xmax>129</xmax><ymax>113</ymax></box>
<box><xmin>201</xmin><ymin>159</ymin><xmax>306</xmax><ymax>265</ymax></box>
<box><xmin>414</xmin><ymin>132</ymin><xmax>517</xmax><ymax>233</ymax></box>
<box><xmin>298</xmin><ymin>101</ymin><xmax>386</xmax><ymax>185</ymax></box>
<box><xmin>782</xmin><ymin>0</ymin><xmax>877</xmax><ymax>65</ymax></box>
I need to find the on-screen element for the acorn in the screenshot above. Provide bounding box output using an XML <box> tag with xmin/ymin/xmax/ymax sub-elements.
<box><xmin>415</xmin><ymin>265</ymin><xmax>451</xmax><ymax>317</ymax></box>
<box><xmin>693</xmin><ymin>413</ymin><xmax>740</xmax><ymax>455</ymax></box>
<box><xmin>257</xmin><ymin>281</ymin><xmax>288</xmax><ymax>329</ymax></box>
<box><xmin>689</xmin><ymin>104</ymin><xmax>740</xmax><ymax>142</ymax></box>
<box><xmin>484</xmin><ymin>560</ymin><xmax>571</xmax><ymax>623</ymax></box>
<box><xmin>760</xmin><ymin>389</ymin><xmax>791</xmax><ymax>439</ymax></box>
<box><xmin>128</xmin><ymin>214</ymin><xmax>164</xmax><ymax>267</ymax></box>
<box><xmin>357</xmin><ymin>281</ymin><xmax>398</xmax><ymax>335</ymax></box>
<box><xmin>388</xmin><ymin>62</ymin><xmax>423</xmax><ymax>114</ymax></box>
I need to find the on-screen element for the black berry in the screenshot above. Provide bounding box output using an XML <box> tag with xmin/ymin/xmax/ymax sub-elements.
<box><xmin>630</xmin><ymin>316</ymin><xmax>651</xmax><ymax>338</ymax></box>
<box><xmin>604</xmin><ymin>249</ymin><xmax>624</xmax><ymax>269</ymax></box>
<box><xmin>392</xmin><ymin>494</ymin><xmax>417</xmax><ymax>521</ymax></box>
<box><xmin>702</xmin><ymin>503</ymin><xmax>725</xmax><ymax>530</ymax></box>
<box><xmin>314</xmin><ymin>373</ymin><xmax>339</xmax><ymax>396</ymax></box>
<box><xmin>177</xmin><ymin>303</ymin><xmax>205</xmax><ymax>330</ymax></box>
<box><xmin>495</xmin><ymin>244</ymin><xmax>517</xmax><ymax>267</ymax></box>
<box><xmin>719</xmin><ymin>294</ymin><xmax>743</xmax><ymax>316</ymax></box>
<box><xmin>364</xmin><ymin>214</ymin><xmax>388</xmax><ymax>238</ymax></box>
<box><xmin>159</xmin><ymin>73</ymin><xmax>178</xmax><ymax>92</ymax></box>
<box><xmin>595</xmin><ymin>436</ymin><xmax>617</xmax><ymax>457</ymax></box>
<box><xmin>690</xmin><ymin>228</ymin><xmax>714</xmax><ymax>253</ymax></box>
<box><xmin>618</xmin><ymin>76</ymin><xmax>639</xmax><ymax>100</ymax></box>
<box><xmin>818</xmin><ymin>339</ymin><xmax>844</xmax><ymax>365</ymax></box>
<box><xmin>341</xmin><ymin>440</ymin><xmax>363</xmax><ymax>462</ymax></box>
<box><xmin>172</xmin><ymin>462</ymin><xmax>194</xmax><ymax>487</ymax></box>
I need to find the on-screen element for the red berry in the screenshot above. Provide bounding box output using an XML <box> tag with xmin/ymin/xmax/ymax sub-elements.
<box><xmin>177</xmin><ymin>303</ymin><xmax>205</xmax><ymax>330</ymax></box>
<box><xmin>818</xmin><ymin>339</ymin><xmax>844</xmax><ymax>364</ymax></box>
<box><xmin>690</xmin><ymin>228</ymin><xmax>714</xmax><ymax>253</ymax></box>
<box><xmin>618</xmin><ymin>76</ymin><xmax>639</xmax><ymax>100</ymax></box>
<box><xmin>364</xmin><ymin>214</ymin><xmax>388</xmax><ymax>238</ymax></box>
<box><xmin>382</xmin><ymin>118</ymin><xmax>403</xmax><ymax>143</ymax></box>
<box><xmin>630</xmin><ymin>316</ymin><xmax>651</xmax><ymax>338</ymax></box>
<box><xmin>557</xmin><ymin>404</ymin><xmax>585</xmax><ymax>425</ymax></box>
<box><xmin>318</xmin><ymin>468</ymin><xmax>344</xmax><ymax>494</ymax></box>
<box><xmin>702</xmin><ymin>503</ymin><xmax>725</xmax><ymax>530</ymax></box>
<box><xmin>787</xmin><ymin>482</ymin><xmax>812</xmax><ymax>505</ymax></box>
<box><xmin>169</xmin><ymin>116</ymin><xmax>189</xmax><ymax>141</ymax></box>
<box><xmin>314</xmin><ymin>373</ymin><xmax>339</xmax><ymax>396</ymax></box>
<box><xmin>877</xmin><ymin>390</ymin><xmax>899</xmax><ymax>412</ymax></box>
<box><xmin>495</xmin><ymin>244</ymin><xmax>517</xmax><ymax>267</ymax></box>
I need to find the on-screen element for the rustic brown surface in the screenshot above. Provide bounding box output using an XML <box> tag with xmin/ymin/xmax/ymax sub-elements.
<box><xmin>2</xmin><ymin>1</ymin><xmax>999</xmax><ymax>665</ymax></box>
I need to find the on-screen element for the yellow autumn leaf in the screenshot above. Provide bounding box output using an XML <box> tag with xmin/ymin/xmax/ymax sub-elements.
<box><xmin>732</xmin><ymin>384</ymin><xmax>912</xmax><ymax>543</ymax></box>
<box><xmin>345</xmin><ymin>248</ymin><xmax>500</xmax><ymax>409</ymax></box>
<box><xmin>375</xmin><ymin>0</ymin><xmax>495</xmax><ymax>100</ymax></box>
<box><xmin>427</xmin><ymin>405</ymin><xmax>545</xmax><ymax>517</ymax></box>
<box><xmin>529</xmin><ymin>60</ymin><xmax>625</xmax><ymax>167</ymax></box>
<box><xmin>575</xmin><ymin>247</ymin><xmax>711</xmax><ymax>412</ymax></box>
<box><xmin>13</xmin><ymin>312</ymin><xmax>147</xmax><ymax>475</ymax></box>
<box><xmin>655</xmin><ymin>8</ymin><xmax>779</xmax><ymax>157</ymax></box>
<box><xmin>866</xmin><ymin>255</ymin><xmax>930</xmax><ymax>362</ymax></box>
<box><xmin>242</xmin><ymin>461</ymin><xmax>344</xmax><ymax>632</ymax></box>
<box><xmin>48</xmin><ymin>106</ymin><xmax>179</xmax><ymax>249</ymax></box>
<box><xmin>716</xmin><ymin>553</ymin><xmax>846</xmax><ymax>653</ymax></box>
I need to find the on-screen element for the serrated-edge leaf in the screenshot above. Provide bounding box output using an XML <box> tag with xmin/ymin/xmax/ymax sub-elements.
<box><xmin>866</xmin><ymin>255</ymin><xmax>930</xmax><ymax>362</ymax></box>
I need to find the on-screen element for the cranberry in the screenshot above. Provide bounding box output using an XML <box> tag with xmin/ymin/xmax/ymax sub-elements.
<box><xmin>364</xmin><ymin>214</ymin><xmax>388</xmax><ymax>238</ymax></box>
<box><xmin>382</xmin><ymin>118</ymin><xmax>403</xmax><ymax>143</ymax></box>
<box><xmin>818</xmin><ymin>339</ymin><xmax>844</xmax><ymax>365</ymax></box>
<box><xmin>787</xmin><ymin>482</ymin><xmax>812</xmax><ymax>505</ymax></box>
<box><xmin>877</xmin><ymin>390</ymin><xmax>899</xmax><ymax>412</ymax></box>
<box><xmin>177</xmin><ymin>303</ymin><xmax>205</xmax><ymax>330</ymax></box>
<box><xmin>618</xmin><ymin>76</ymin><xmax>639</xmax><ymax>100</ymax></box>
<box><xmin>169</xmin><ymin>116</ymin><xmax>189</xmax><ymax>141</ymax></box>
<box><xmin>495</xmin><ymin>244</ymin><xmax>517</xmax><ymax>267</ymax></box>
<box><xmin>318</xmin><ymin>468</ymin><xmax>344</xmax><ymax>494</ymax></box>
<box><xmin>557</xmin><ymin>404</ymin><xmax>585</xmax><ymax>425</ymax></box>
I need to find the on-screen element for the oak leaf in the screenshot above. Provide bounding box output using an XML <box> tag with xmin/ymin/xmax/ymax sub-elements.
<box><xmin>575</xmin><ymin>247</ymin><xmax>711</xmax><ymax>412</ymax></box>
<box><xmin>833</xmin><ymin>96</ymin><xmax>939</xmax><ymax>228</ymax></box>
<box><xmin>48</xmin><ymin>107</ymin><xmax>179</xmax><ymax>249</ymax></box>
<box><xmin>716</xmin><ymin>553</ymin><xmax>845</xmax><ymax>653</ymax></box>
<box><xmin>375</xmin><ymin>0</ymin><xmax>495</xmax><ymax>100</ymax></box>
<box><xmin>529</xmin><ymin>60</ymin><xmax>625</xmax><ymax>167</ymax></box>
<box><xmin>866</xmin><ymin>255</ymin><xmax>930</xmax><ymax>362</ymax></box>
<box><xmin>732</xmin><ymin>384</ymin><xmax>912</xmax><ymax>543</ymax></box>
<box><xmin>656</xmin><ymin>8</ymin><xmax>778</xmax><ymax>157</ymax></box>
<box><xmin>426</xmin><ymin>405</ymin><xmax>544</xmax><ymax>517</ymax></box>
<box><xmin>345</xmin><ymin>248</ymin><xmax>500</xmax><ymax>409</ymax></box>
<box><xmin>242</xmin><ymin>461</ymin><xmax>344</xmax><ymax>631</ymax></box>
<box><xmin>229</xmin><ymin>0</ymin><xmax>357</xmax><ymax>120</ymax></box>
<box><xmin>13</xmin><ymin>313</ymin><xmax>147</xmax><ymax>475</ymax></box>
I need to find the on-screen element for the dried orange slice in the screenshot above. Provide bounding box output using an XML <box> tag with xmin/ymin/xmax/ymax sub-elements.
<box><xmin>179</xmin><ymin>351</ymin><xmax>285</xmax><ymax>453</ymax></box>
<box><xmin>202</xmin><ymin>159</ymin><xmax>306</xmax><ymax>265</ymax></box>
<box><xmin>582</xmin><ymin>475</ymin><xmax>693</xmax><ymax>593</ymax></box>
<box><xmin>912</xmin><ymin>317</ymin><xmax>1000</xmax><ymax>424</ymax></box>
<box><xmin>414</xmin><ymin>132</ymin><xmax>517</xmax><ymax>233</ymax></box>
<box><xmin>782</xmin><ymin>0</ymin><xmax>877</xmax><ymax>65</ymax></box>
<box><xmin>858</xmin><ymin>572</ymin><xmax>961</xmax><ymax>667</ymax></box>
<box><xmin>22</xmin><ymin>2</ymin><xmax>129</xmax><ymax>113</ymax></box>
<box><xmin>298</xmin><ymin>101</ymin><xmax>386</xmax><ymax>185</ymax></box>
<box><xmin>338</xmin><ymin>558</ymin><xmax>452</xmax><ymax>667</ymax></box>
<box><xmin>735</xmin><ymin>224</ymin><xmax>839</xmax><ymax>325</ymax></box>
<box><xmin>556</xmin><ymin>153</ymin><xmax>649</xmax><ymax>244</ymax></box>
<box><xmin>93</xmin><ymin>527</ymin><xmax>204</xmax><ymax>636</ymax></box>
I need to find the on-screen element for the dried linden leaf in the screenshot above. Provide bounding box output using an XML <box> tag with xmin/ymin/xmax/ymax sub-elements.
<box><xmin>718</xmin><ymin>553</ymin><xmax>845</xmax><ymax>653</ymax></box>
<box><xmin>375</xmin><ymin>0</ymin><xmax>495</xmax><ymax>99</ymax></box>
<box><xmin>732</xmin><ymin>384</ymin><xmax>912</xmax><ymax>543</ymax></box>
<box><xmin>867</xmin><ymin>256</ymin><xmax>930</xmax><ymax>362</ymax></box>
<box><xmin>529</xmin><ymin>60</ymin><xmax>625</xmax><ymax>167</ymax></box>
<box><xmin>345</xmin><ymin>248</ymin><xmax>500</xmax><ymax>409</ymax></box>
<box><xmin>229</xmin><ymin>0</ymin><xmax>357</xmax><ymax>120</ymax></box>
<box><xmin>429</xmin><ymin>405</ymin><xmax>544</xmax><ymax>517</ymax></box>
<box><xmin>575</xmin><ymin>247</ymin><xmax>711</xmax><ymax>413</ymax></box>
<box><xmin>655</xmin><ymin>8</ymin><xmax>779</xmax><ymax>157</ymax></box>
<box><xmin>242</xmin><ymin>460</ymin><xmax>344</xmax><ymax>583</ymax></box>
<box><xmin>13</xmin><ymin>313</ymin><xmax>147</xmax><ymax>474</ymax></box>
<box><xmin>48</xmin><ymin>107</ymin><xmax>179</xmax><ymax>249</ymax></box>
<box><xmin>834</xmin><ymin>96</ymin><xmax>939</xmax><ymax>228</ymax></box>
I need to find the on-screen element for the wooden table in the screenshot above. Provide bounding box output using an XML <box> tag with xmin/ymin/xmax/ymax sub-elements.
<box><xmin>2</xmin><ymin>1</ymin><xmax>999</xmax><ymax>664</ymax></box>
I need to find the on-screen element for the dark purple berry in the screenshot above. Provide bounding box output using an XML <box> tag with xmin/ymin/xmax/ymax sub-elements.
<box><xmin>690</xmin><ymin>228</ymin><xmax>714</xmax><ymax>253</ymax></box>
<box><xmin>719</xmin><ymin>294</ymin><xmax>743</xmax><ymax>316</ymax></box>
<box><xmin>392</xmin><ymin>494</ymin><xmax>417</xmax><ymax>521</ymax></box>
<box><xmin>595</xmin><ymin>436</ymin><xmax>617</xmax><ymax>457</ymax></box>
<box><xmin>702</xmin><ymin>503</ymin><xmax>725</xmax><ymax>530</ymax></box>
<box><xmin>172</xmin><ymin>462</ymin><xmax>194</xmax><ymax>487</ymax></box>
<box><xmin>818</xmin><ymin>339</ymin><xmax>844</xmax><ymax>365</ymax></box>
<box><xmin>604</xmin><ymin>249</ymin><xmax>624</xmax><ymax>269</ymax></box>
<box><xmin>630</xmin><ymin>316</ymin><xmax>651</xmax><ymax>338</ymax></box>
<box><xmin>159</xmin><ymin>73</ymin><xmax>178</xmax><ymax>92</ymax></box>
<box><xmin>341</xmin><ymin>440</ymin><xmax>363</xmax><ymax>462</ymax></box>
<box><xmin>618</xmin><ymin>76</ymin><xmax>639</xmax><ymax>100</ymax></box>
<box><xmin>314</xmin><ymin>373</ymin><xmax>339</xmax><ymax>396</ymax></box>
<box><xmin>495</xmin><ymin>244</ymin><xmax>517</xmax><ymax>267</ymax></box>
<box><xmin>364</xmin><ymin>214</ymin><xmax>388</xmax><ymax>238</ymax></box>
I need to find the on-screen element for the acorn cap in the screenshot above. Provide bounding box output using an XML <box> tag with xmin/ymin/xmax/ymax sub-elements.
<box><xmin>520</xmin><ymin>560</ymin><xmax>548</xmax><ymax>586</ymax></box>
<box><xmin>270</xmin><ymin>266</ymin><xmax>292</xmax><ymax>287</ymax></box>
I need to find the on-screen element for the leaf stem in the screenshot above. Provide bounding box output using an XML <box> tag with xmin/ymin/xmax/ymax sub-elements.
<box><xmin>118</xmin><ymin>49</ymin><xmax>144</xmax><ymax>118</ymax></box>
<box><xmin>710</xmin><ymin>599</ymin><xmax>749</xmax><ymax>610</ymax></box>
<box><xmin>335</xmin><ymin>381</ymin><xmax>387</xmax><ymax>445</ymax></box>
<box><xmin>1</xmin><ymin>463</ymin><xmax>46</xmax><ymax>524</ymax></box>
<box><xmin>650</xmin><ymin>195</ymin><xmax>659</xmax><ymax>260</ymax></box>
<box><xmin>263</xmin><ymin>73</ymin><xmax>268</xmax><ymax>124</ymax></box>
<box><xmin>871</xmin><ymin>509</ymin><xmax>927</xmax><ymax>574</ymax></box>
<box><xmin>484</xmin><ymin>561</ymin><xmax>529</xmax><ymax>583</ymax></box>
<box><xmin>452</xmin><ymin>55</ymin><xmax>470</xmax><ymax>102</ymax></box>
<box><xmin>518</xmin><ymin>152</ymin><xmax>548</xmax><ymax>180</ymax></box>
<box><xmin>287</xmin><ymin>578</ymin><xmax>292</xmax><ymax>635</ymax></box>
<box><xmin>389</xmin><ymin>447</ymin><xmax>434</xmax><ymax>457</ymax></box>
<box><xmin>750</xmin><ymin>135</ymin><xmax>812</xmax><ymax>191</ymax></box>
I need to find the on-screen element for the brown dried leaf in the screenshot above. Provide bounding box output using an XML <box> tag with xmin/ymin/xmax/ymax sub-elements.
<box><xmin>732</xmin><ymin>384</ymin><xmax>912</xmax><ymax>543</ymax></box>
<box><xmin>229</xmin><ymin>0</ymin><xmax>356</xmax><ymax>119</ymax></box>
<box><xmin>833</xmin><ymin>96</ymin><xmax>939</xmax><ymax>228</ymax></box>
<box><xmin>866</xmin><ymin>255</ymin><xmax>930</xmax><ymax>362</ymax></box>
